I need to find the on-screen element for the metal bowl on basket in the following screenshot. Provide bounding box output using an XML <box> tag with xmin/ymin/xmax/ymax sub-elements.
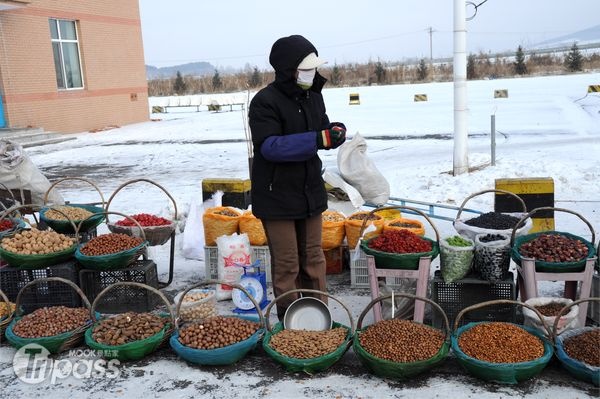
<box><xmin>283</xmin><ymin>296</ymin><xmax>333</xmax><ymax>331</ymax></box>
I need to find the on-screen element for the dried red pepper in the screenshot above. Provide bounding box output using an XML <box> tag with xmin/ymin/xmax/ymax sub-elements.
<box><xmin>0</xmin><ymin>219</ymin><xmax>14</xmax><ymax>231</ymax></box>
<box><xmin>368</xmin><ymin>229</ymin><xmax>432</xmax><ymax>254</ymax></box>
<box><xmin>115</xmin><ymin>213</ymin><xmax>171</xmax><ymax>227</ymax></box>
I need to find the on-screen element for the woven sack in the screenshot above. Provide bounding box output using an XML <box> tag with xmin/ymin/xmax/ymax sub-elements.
<box><xmin>238</xmin><ymin>211</ymin><xmax>267</xmax><ymax>245</ymax></box>
<box><xmin>384</xmin><ymin>217</ymin><xmax>426</xmax><ymax>236</ymax></box>
<box><xmin>345</xmin><ymin>211</ymin><xmax>384</xmax><ymax>249</ymax></box>
<box><xmin>321</xmin><ymin>210</ymin><xmax>346</xmax><ymax>250</ymax></box>
<box><xmin>203</xmin><ymin>206</ymin><xmax>242</xmax><ymax>246</ymax></box>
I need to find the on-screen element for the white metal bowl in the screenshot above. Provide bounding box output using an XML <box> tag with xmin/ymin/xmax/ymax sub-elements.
<box><xmin>283</xmin><ymin>296</ymin><xmax>332</xmax><ymax>331</ymax></box>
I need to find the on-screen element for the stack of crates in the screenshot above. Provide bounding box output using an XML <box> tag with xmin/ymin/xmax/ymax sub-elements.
<box><xmin>204</xmin><ymin>246</ymin><xmax>272</xmax><ymax>282</ymax></box>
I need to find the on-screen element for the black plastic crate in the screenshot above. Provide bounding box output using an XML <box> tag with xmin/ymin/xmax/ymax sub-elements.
<box><xmin>431</xmin><ymin>270</ymin><xmax>517</xmax><ymax>329</ymax></box>
<box><xmin>0</xmin><ymin>260</ymin><xmax>81</xmax><ymax>313</ymax></box>
<box><xmin>79</xmin><ymin>260</ymin><xmax>159</xmax><ymax>314</ymax></box>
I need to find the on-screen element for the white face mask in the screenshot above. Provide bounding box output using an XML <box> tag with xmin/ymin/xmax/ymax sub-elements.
<box><xmin>297</xmin><ymin>68</ymin><xmax>316</xmax><ymax>90</ymax></box>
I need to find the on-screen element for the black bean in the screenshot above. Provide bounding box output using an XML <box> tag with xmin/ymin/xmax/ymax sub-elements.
<box><xmin>465</xmin><ymin>212</ymin><xmax>522</xmax><ymax>230</ymax></box>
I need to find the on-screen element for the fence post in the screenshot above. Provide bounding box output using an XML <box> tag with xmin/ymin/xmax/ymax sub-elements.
<box><xmin>491</xmin><ymin>114</ymin><xmax>496</xmax><ymax>166</ymax></box>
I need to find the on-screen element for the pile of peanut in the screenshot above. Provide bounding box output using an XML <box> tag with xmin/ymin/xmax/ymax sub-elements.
<box><xmin>0</xmin><ymin>302</ymin><xmax>16</xmax><ymax>318</ymax></box>
<box><xmin>564</xmin><ymin>329</ymin><xmax>600</xmax><ymax>367</ymax></box>
<box><xmin>178</xmin><ymin>316</ymin><xmax>259</xmax><ymax>350</ymax></box>
<box><xmin>179</xmin><ymin>290</ymin><xmax>217</xmax><ymax>322</ymax></box>
<box><xmin>92</xmin><ymin>312</ymin><xmax>168</xmax><ymax>346</ymax></box>
<box><xmin>1</xmin><ymin>229</ymin><xmax>75</xmax><ymax>255</ymax></box>
<box><xmin>458</xmin><ymin>322</ymin><xmax>544</xmax><ymax>363</ymax></box>
<box><xmin>269</xmin><ymin>328</ymin><xmax>347</xmax><ymax>359</ymax></box>
<box><xmin>80</xmin><ymin>233</ymin><xmax>144</xmax><ymax>256</ymax></box>
<box><xmin>13</xmin><ymin>306</ymin><xmax>89</xmax><ymax>338</ymax></box>
<box><xmin>44</xmin><ymin>206</ymin><xmax>94</xmax><ymax>221</ymax></box>
<box><xmin>359</xmin><ymin>319</ymin><xmax>444</xmax><ymax>362</ymax></box>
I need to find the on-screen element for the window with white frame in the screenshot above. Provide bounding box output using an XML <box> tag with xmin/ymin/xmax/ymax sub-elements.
<box><xmin>49</xmin><ymin>19</ymin><xmax>83</xmax><ymax>89</ymax></box>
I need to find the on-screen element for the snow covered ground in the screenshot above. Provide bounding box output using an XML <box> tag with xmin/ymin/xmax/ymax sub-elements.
<box><xmin>1</xmin><ymin>72</ymin><xmax>599</xmax><ymax>398</ymax></box>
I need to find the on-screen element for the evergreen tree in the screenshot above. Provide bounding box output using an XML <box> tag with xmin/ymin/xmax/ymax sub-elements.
<box><xmin>467</xmin><ymin>54</ymin><xmax>477</xmax><ymax>79</ymax></box>
<box><xmin>330</xmin><ymin>64</ymin><xmax>342</xmax><ymax>86</ymax></box>
<box><xmin>565</xmin><ymin>42</ymin><xmax>583</xmax><ymax>72</ymax></box>
<box><xmin>374</xmin><ymin>61</ymin><xmax>386</xmax><ymax>84</ymax></box>
<box><xmin>212</xmin><ymin>69</ymin><xmax>222</xmax><ymax>91</ymax></box>
<box><xmin>514</xmin><ymin>46</ymin><xmax>527</xmax><ymax>75</ymax></box>
<box><xmin>173</xmin><ymin>71</ymin><xmax>187</xmax><ymax>95</ymax></box>
<box><xmin>248</xmin><ymin>67</ymin><xmax>261</xmax><ymax>88</ymax></box>
<box><xmin>416</xmin><ymin>59</ymin><xmax>428</xmax><ymax>81</ymax></box>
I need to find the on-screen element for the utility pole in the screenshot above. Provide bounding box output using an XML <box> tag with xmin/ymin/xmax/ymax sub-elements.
<box><xmin>453</xmin><ymin>0</ymin><xmax>469</xmax><ymax>175</ymax></box>
<box><xmin>428</xmin><ymin>27</ymin><xmax>434</xmax><ymax>62</ymax></box>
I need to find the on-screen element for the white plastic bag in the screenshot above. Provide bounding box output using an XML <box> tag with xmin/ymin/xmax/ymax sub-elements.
<box><xmin>181</xmin><ymin>190</ymin><xmax>224</xmax><ymax>261</ymax></box>
<box><xmin>524</xmin><ymin>297</ymin><xmax>579</xmax><ymax>336</ymax></box>
<box><xmin>379</xmin><ymin>280</ymin><xmax>417</xmax><ymax>320</ymax></box>
<box><xmin>215</xmin><ymin>232</ymin><xmax>251</xmax><ymax>301</ymax></box>
<box><xmin>337</xmin><ymin>133</ymin><xmax>390</xmax><ymax>206</ymax></box>
<box><xmin>0</xmin><ymin>140</ymin><xmax>64</xmax><ymax>205</ymax></box>
<box><xmin>454</xmin><ymin>212</ymin><xmax>533</xmax><ymax>241</ymax></box>
<box><xmin>322</xmin><ymin>167</ymin><xmax>364</xmax><ymax>208</ymax></box>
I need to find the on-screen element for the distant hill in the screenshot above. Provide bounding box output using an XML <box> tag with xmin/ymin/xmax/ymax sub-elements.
<box><xmin>145</xmin><ymin>62</ymin><xmax>215</xmax><ymax>79</ymax></box>
<box><xmin>534</xmin><ymin>24</ymin><xmax>600</xmax><ymax>48</ymax></box>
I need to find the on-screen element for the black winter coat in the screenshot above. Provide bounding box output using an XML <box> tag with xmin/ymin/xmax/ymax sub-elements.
<box><xmin>249</xmin><ymin>35</ymin><xmax>330</xmax><ymax>220</ymax></box>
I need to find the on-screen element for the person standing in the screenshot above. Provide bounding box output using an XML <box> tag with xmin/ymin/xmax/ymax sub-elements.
<box><xmin>248</xmin><ymin>35</ymin><xmax>346</xmax><ymax>320</ymax></box>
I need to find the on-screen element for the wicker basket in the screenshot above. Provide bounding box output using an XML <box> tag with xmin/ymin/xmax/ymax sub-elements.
<box><xmin>0</xmin><ymin>216</ymin><xmax>27</xmax><ymax>239</ymax></box>
<box><xmin>453</xmin><ymin>189</ymin><xmax>532</xmax><ymax>241</ymax></box>
<box><xmin>0</xmin><ymin>204</ymin><xmax>78</xmax><ymax>269</ymax></box>
<box><xmin>5</xmin><ymin>277</ymin><xmax>92</xmax><ymax>354</ymax></box>
<box><xmin>85</xmin><ymin>282</ymin><xmax>175</xmax><ymax>361</ymax></box>
<box><xmin>170</xmin><ymin>279</ymin><xmax>265</xmax><ymax>366</ymax></box>
<box><xmin>42</xmin><ymin>177</ymin><xmax>106</xmax><ymax>234</ymax></box>
<box><xmin>451</xmin><ymin>299</ymin><xmax>554</xmax><ymax>384</ymax></box>
<box><xmin>353</xmin><ymin>293</ymin><xmax>450</xmax><ymax>380</ymax></box>
<box><xmin>105</xmin><ymin>178</ymin><xmax>178</xmax><ymax>247</ymax></box>
<box><xmin>359</xmin><ymin>205</ymin><xmax>440</xmax><ymax>270</ymax></box>
<box><xmin>0</xmin><ymin>289</ymin><xmax>16</xmax><ymax>344</ymax></box>
<box><xmin>75</xmin><ymin>211</ymin><xmax>148</xmax><ymax>271</ymax></box>
<box><xmin>553</xmin><ymin>298</ymin><xmax>600</xmax><ymax>386</ymax></box>
<box><xmin>262</xmin><ymin>289</ymin><xmax>354</xmax><ymax>374</ymax></box>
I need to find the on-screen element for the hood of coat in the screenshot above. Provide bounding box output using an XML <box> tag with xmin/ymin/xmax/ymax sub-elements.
<box><xmin>269</xmin><ymin>35</ymin><xmax>326</xmax><ymax>97</ymax></box>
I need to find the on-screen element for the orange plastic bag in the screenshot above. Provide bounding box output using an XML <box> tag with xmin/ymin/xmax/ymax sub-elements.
<box><xmin>202</xmin><ymin>206</ymin><xmax>242</xmax><ymax>246</ymax></box>
<box><xmin>344</xmin><ymin>211</ymin><xmax>384</xmax><ymax>249</ymax></box>
<box><xmin>238</xmin><ymin>211</ymin><xmax>267</xmax><ymax>246</ymax></box>
<box><xmin>321</xmin><ymin>210</ymin><xmax>346</xmax><ymax>250</ymax></box>
<box><xmin>384</xmin><ymin>217</ymin><xmax>425</xmax><ymax>236</ymax></box>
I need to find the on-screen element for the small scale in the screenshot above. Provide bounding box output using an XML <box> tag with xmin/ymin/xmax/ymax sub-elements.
<box><xmin>232</xmin><ymin>260</ymin><xmax>270</xmax><ymax>314</ymax></box>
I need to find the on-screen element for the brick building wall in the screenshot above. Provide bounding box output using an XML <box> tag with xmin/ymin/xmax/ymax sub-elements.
<box><xmin>0</xmin><ymin>0</ymin><xmax>148</xmax><ymax>133</ymax></box>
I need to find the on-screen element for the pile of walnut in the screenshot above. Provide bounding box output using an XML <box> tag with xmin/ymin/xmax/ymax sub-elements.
<box><xmin>92</xmin><ymin>312</ymin><xmax>168</xmax><ymax>346</ymax></box>
<box><xmin>178</xmin><ymin>316</ymin><xmax>260</xmax><ymax>349</ymax></box>
<box><xmin>1</xmin><ymin>229</ymin><xmax>75</xmax><ymax>255</ymax></box>
<box><xmin>13</xmin><ymin>306</ymin><xmax>89</xmax><ymax>338</ymax></box>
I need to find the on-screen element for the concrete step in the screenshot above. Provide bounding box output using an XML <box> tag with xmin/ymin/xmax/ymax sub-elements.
<box><xmin>0</xmin><ymin>127</ymin><xmax>44</xmax><ymax>136</ymax></box>
<box><xmin>1</xmin><ymin>131</ymin><xmax>61</xmax><ymax>143</ymax></box>
<box><xmin>21</xmin><ymin>136</ymin><xmax>77</xmax><ymax>148</ymax></box>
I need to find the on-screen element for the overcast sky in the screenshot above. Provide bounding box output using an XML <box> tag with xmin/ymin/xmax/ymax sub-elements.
<box><xmin>139</xmin><ymin>0</ymin><xmax>600</xmax><ymax>70</ymax></box>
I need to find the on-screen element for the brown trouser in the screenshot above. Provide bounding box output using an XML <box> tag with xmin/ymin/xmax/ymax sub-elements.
<box><xmin>261</xmin><ymin>214</ymin><xmax>327</xmax><ymax>320</ymax></box>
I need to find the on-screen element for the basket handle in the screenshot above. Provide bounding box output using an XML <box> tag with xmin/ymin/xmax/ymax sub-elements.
<box><xmin>552</xmin><ymin>297</ymin><xmax>600</xmax><ymax>340</ymax></box>
<box><xmin>359</xmin><ymin>205</ymin><xmax>440</xmax><ymax>242</ymax></box>
<box><xmin>174</xmin><ymin>280</ymin><xmax>265</xmax><ymax>331</ymax></box>
<box><xmin>105</xmin><ymin>178</ymin><xmax>178</xmax><ymax>224</ymax></box>
<box><xmin>43</xmin><ymin>177</ymin><xmax>106</xmax><ymax>207</ymax></box>
<box><xmin>453</xmin><ymin>299</ymin><xmax>553</xmax><ymax>339</ymax></box>
<box><xmin>263</xmin><ymin>288</ymin><xmax>355</xmax><ymax>334</ymax></box>
<box><xmin>76</xmin><ymin>211</ymin><xmax>147</xmax><ymax>243</ymax></box>
<box><xmin>0</xmin><ymin>182</ymin><xmax>17</xmax><ymax>211</ymax></box>
<box><xmin>455</xmin><ymin>189</ymin><xmax>527</xmax><ymax>221</ymax></box>
<box><xmin>356</xmin><ymin>293</ymin><xmax>450</xmax><ymax>339</ymax></box>
<box><xmin>0</xmin><ymin>288</ymin><xmax>15</xmax><ymax>322</ymax></box>
<box><xmin>90</xmin><ymin>281</ymin><xmax>175</xmax><ymax>324</ymax></box>
<box><xmin>510</xmin><ymin>207</ymin><xmax>595</xmax><ymax>247</ymax></box>
<box><xmin>15</xmin><ymin>276</ymin><xmax>92</xmax><ymax>317</ymax></box>
<box><xmin>0</xmin><ymin>204</ymin><xmax>78</xmax><ymax>239</ymax></box>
